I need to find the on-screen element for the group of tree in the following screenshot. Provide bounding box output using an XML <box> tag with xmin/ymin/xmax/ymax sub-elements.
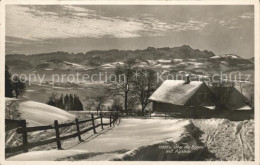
<box><xmin>85</xmin><ymin>95</ymin><xmax>108</xmax><ymax>115</ymax></box>
<box><xmin>5</xmin><ymin>65</ymin><xmax>26</xmax><ymax>98</ymax></box>
<box><xmin>46</xmin><ymin>93</ymin><xmax>83</xmax><ymax>111</ymax></box>
<box><xmin>111</xmin><ymin>59</ymin><xmax>158</xmax><ymax>116</ymax></box>
<box><xmin>108</xmin><ymin>97</ymin><xmax>124</xmax><ymax>113</ymax></box>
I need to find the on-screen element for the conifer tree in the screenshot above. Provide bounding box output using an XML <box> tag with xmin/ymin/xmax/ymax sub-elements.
<box><xmin>64</xmin><ymin>94</ymin><xmax>70</xmax><ymax>110</ymax></box>
<box><xmin>57</xmin><ymin>94</ymin><xmax>65</xmax><ymax>109</ymax></box>
<box><xmin>5</xmin><ymin>66</ymin><xmax>13</xmax><ymax>98</ymax></box>
<box><xmin>69</xmin><ymin>94</ymin><xmax>74</xmax><ymax>110</ymax></box>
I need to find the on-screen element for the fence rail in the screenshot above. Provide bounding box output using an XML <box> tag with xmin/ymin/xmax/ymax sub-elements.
<box><xmin>6</xmin><ymin>113</ymin><xmax>119</xmax><ymax>155</ymax></box>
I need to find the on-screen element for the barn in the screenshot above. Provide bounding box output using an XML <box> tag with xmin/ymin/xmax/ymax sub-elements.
<box><xmin>149</xmin><ymin>77</ymin><xmax>215</xmax><ymax>118</ymax></box>
<box><xmin>214</xmin><ymin>86</ymin><xmax>253</xmax><ymax>120</ymax></box>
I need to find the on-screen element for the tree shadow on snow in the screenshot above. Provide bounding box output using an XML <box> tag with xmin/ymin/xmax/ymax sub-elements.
<box><xmin>64</xmin><ymin>127</ymin><xmax>114</xmax><ymax>150</ymax></box>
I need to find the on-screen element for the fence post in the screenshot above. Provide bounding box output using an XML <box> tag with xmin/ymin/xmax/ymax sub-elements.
<box><xmin>75</xmin><ymin>118</ymin><xmax>82</xmax><ymax>141</ymax></box>
<box><xmin>109</xmin><ymin>114</ymin><xmax>112</xmax><ymax>127</ymax></box>
<box><xmin>100</xmin><ymin>115</ymin><xmax>104</xmax><ymax>130</ymax></box>
<box><xmin>91</xmin><ymin>114</ymin><xmax>97</xmax><ymax>134</ymax></box>
<box><xmin>21</xmin><ymin>120</ymin><xmax>28</xmax><ymax>152</ymax></box>
<box><xmin>116</xmin><ymin>113</ymin><xmax>119</xmax><ymax>122</ymax></box>
<box><xmin>113</xmin><ymin>115</ymin><xmax>115</xmax><ymax>126</ymax></box>
<box><xmin>54</xmin><ymin>120</ymin><xmax>62</xmax><ymax>150</ymax></box>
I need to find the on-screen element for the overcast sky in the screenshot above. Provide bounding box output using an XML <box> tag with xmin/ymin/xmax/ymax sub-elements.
<box><xmin>6</xmin><ymin>5</ymin><xmax>254</xmax><ymax>58</ymax></box>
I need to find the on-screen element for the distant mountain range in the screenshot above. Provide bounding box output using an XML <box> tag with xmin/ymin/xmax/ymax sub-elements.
<box><xmin>6</xmin><ymin>45</ymin><xmax>215</xmax><ymax>62</ymax></box>
<box><xmin>6</xmin><ymin>45</ymin><xmax>253</xmax><ymax>74</ymax></box>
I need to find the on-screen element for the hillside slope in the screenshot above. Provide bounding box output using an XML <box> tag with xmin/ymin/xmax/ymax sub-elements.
<box><xmin>18</xmin><ymin>101</ymin><xmax>75</xmax><ymax>126</ymax></box>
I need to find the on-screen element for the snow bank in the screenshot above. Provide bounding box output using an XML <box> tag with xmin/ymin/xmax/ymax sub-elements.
<box><xmin>112</xmin><ymin>121</ymin><xmax>205</xmax><ymax>161</ymax></box>
<box><xmin>18</xmin><ymin>101</ymin><xmax>75</xmax><ymax>126</ymax></box>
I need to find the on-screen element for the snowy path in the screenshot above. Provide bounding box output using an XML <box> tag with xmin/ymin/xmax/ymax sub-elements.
<box><xmin>7</xmin><ymin>118</ymin><xmax>255</xmax><ymax>161</ymax></box>
<box><xmin>70</xmin><ymin>118</ymin><xmax>185</xmax><ymax>152</ymax></box>
<box><xmin>67</xmin><ymin>118</ymin><xmax>188</xmax><ymax>160</ymax></box>
<box><xmin>8</xmin><ymin>118</ymin><xmax>190</xmax><ymax>161</ymax></box>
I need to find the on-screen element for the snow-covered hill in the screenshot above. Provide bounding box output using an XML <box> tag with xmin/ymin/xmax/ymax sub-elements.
<box><xmin>220</xmin><ymin>54</ymin><xmax>242</xmax><ymax>59</ymax></box>
<box><xmin>18</xmin><ymin>101</ymin><xmax>75</xmax><ymax>126</ymax></box>
<box><xmin>211</xmin><ymin>54</ymin><xmax>244</xmax><ymax>59</ymax></box>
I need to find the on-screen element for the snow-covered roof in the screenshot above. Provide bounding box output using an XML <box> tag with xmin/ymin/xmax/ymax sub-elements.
<box><xmin>203</xmin><ymin>106</ymin><xmax>216</xmax><ymax>110</ymax></box>
<box><xmin>236</xmin><ymin>105</ymin><xmax>252</xmax><ymax>111</ymax></box>
<box><xmin>149</xmin><ymin>80</ymin><xmax>204</xmax><ymax>105</ymax></box>
<box><xmin>208</xmin><ymin>86</ymin><xmax>252</xmax><ymax>111</ymax></box>
<box><xmin>5</xmin><ymin>97</ymin><xmax>20</xmax><ymax>105</ymax></box>
<box><xmin>5</xmin><ymin>97</ymin><xmax>19</xmax><ymax>102</ymax></box>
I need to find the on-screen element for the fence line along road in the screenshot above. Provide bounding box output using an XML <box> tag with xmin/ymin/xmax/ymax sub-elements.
<box><xmin>6</xmin><ymin>113</ymin><xmax>119</xmax><ymax>155</ymax></box>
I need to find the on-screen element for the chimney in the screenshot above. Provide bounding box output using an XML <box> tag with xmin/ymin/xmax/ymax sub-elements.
<box><xmin>185</xmin><ymin>74</ymin><xmax>191</xmax><ymax>84</ymax></box>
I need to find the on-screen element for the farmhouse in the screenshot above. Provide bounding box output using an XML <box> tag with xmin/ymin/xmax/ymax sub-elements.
<box><xmin>149</xmin><ymin>76</ymin><xmax>215</xmax><ymax>118</ymax></box>
<box><xmin>149</xmin><ymin>76</ymin><xmax>253</xmax><ymax>119</ymax></box>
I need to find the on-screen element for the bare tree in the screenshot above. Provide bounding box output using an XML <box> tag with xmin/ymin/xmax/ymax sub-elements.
<box><xmin>128</xmin><ymin>96</ymin><xmax>140</xmax><ymax>115</ymax></box>
<box><xmin>85</xmin><ymin>101</ymin><xmax>95</xmax><ymax>114</ymax></box>
<box><xmin>112</xmin><ymin>59</ymin><xmax>135</xmax><ymax>115</ymax></box>
<box><xmin>110</xmin><ymin>97</ymin><xmax>124</xmax><ymax>113</ymax></box>
<box><xmin>94</xmin><ymin>95</ymin><xmax>107</xmax><ymax>115</ymax></box>
<box><xmin>133</xmin><ymin>68</ymin><xmax>157</xmax><ymax>116</ymax></box>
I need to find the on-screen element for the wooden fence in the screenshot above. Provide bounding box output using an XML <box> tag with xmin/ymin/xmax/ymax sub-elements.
<box><xmin>6</xmin><ymin>113</ymin><xmax>119</xmax><ymax>154</ymax></box>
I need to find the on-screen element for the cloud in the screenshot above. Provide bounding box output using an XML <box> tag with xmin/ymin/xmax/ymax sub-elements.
<box><xmin>6</xmin><ymin>37</ymin><xmax>53</xmax><ymax>46</ymax></box>
<box><xmin>218</xmin><ymin>18</ymin><xmax>238</xmax><ymax>27</ymax></box>
<box><xmin>217</xmin><ymin>12</ymin><xmax>253</xmax><ymax>29</ymax></box>
<box><xmin>6</xmin><ymin>5</ymin><xmax>208</xmax><ymax>41</ymax></box>
<box><xmin>239</xmin><ymin>13</ymin><xmax>253</xmax><ymax>19</ymax></box>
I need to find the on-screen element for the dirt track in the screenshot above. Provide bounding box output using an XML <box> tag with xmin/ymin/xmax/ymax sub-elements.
<box><xmin>192</xmin><ymin>119</ymin><xmax>254</xmax><ymax>161</ymax></box>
